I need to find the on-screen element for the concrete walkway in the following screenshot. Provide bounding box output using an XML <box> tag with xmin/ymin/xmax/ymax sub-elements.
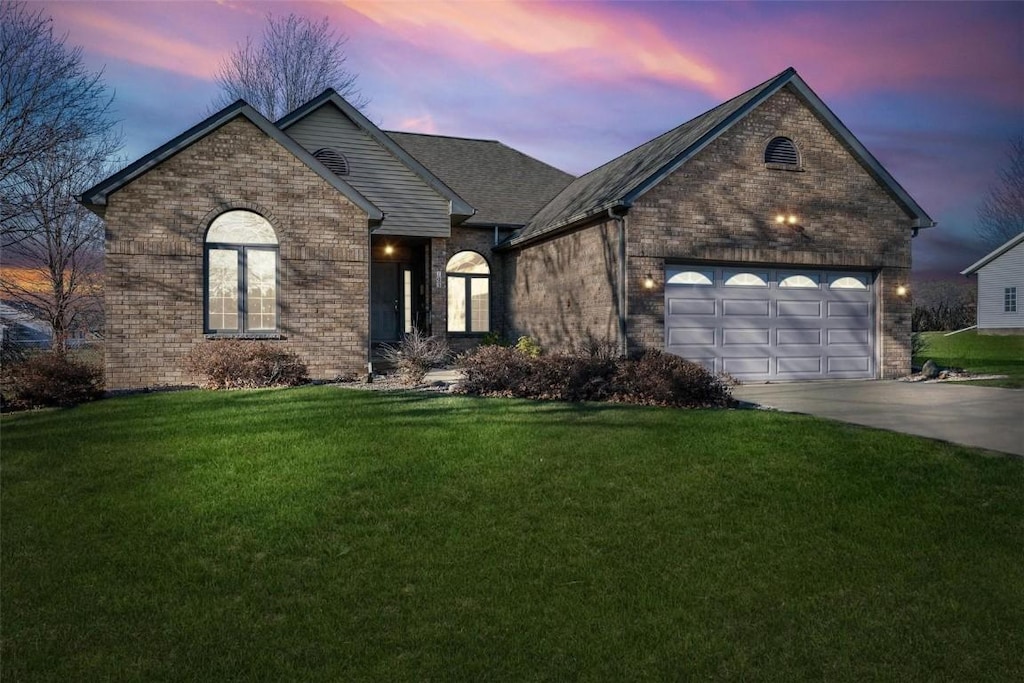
<box><xmin>732</xmin><ymin>380</ymin><xmax>1024</xmax><ymax>456</ymax></box>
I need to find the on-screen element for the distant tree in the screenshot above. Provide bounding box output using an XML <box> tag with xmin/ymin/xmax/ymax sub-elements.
<box><xmin>0</xmin><ymin>0</ymin><xmax>121</xmax><ymax>352</ymax></box>
<box><xmin>976</xmin><ymin>135</ymin><xmax>1024</xmax><ymax>249</ymax></box>
<box><xmin>0</xmin><ymin>133</ymin><xmax>118</xmax><ymax>353</ymax></box>
<box><xmin>0</xmin><ymin>0</ymin><xmax>117</xmax><ymax>241</ymax></box>
<box><xmin>212</xmin><ymin>13</ymin><xmax>366</xmax><ymax>121</ymax></box>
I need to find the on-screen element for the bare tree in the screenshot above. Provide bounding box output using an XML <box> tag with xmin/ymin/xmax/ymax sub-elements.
<box><xmin>0</xmin><ymin>1</ymin><xmax>117</xmax><ymax>240</ymax></box>
<box><xmin>0</xmin><ymin>131</ymin><xmax>119</xmax><ymax>353</ymax></box>
<box><xmin>976</xmin><ymin>135</ymin><xmax>1024</xmax><ymax>249</ymax></box>
<box><xmin>0</xmin><ymin>1</ymin><xmax>121</xmax><ymax>352</ymax></box>
<box><xmin>213</xmin><ymin>13</ymin><xmax>366</xmax><ymax>121</ymax></box>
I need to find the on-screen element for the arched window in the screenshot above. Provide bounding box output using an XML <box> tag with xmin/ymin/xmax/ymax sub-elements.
<box><xmin>764</xmin><ymin>137</ymin><xmax>799</xmax><ymax>166</ymax></box>
<box><xmin>446</xmin><ymin>251</ymin><xmax>489</xmax><ymax>333</ymax></box>
<box><xmin>205</xmin><ymin>210</ymin><xmax>278</xmax><ymax>333</ymax></box>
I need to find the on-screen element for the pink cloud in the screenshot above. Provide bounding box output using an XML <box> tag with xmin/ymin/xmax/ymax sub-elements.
<box><xmin>341</xmin><ymin>0</ymin><xmax>724</xmax><ymax>95</ymax></box>
<box><xmin>46</xmin><ymin>3</ymin><xmax>232</xmax><ymax>81</ymax></box>
<box><xmin>395</xmin><ymin>112</ymin><xmax>439</xmax><ymax>134</ymax></box>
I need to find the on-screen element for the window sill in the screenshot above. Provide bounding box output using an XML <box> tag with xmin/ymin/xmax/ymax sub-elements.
<box><xmin>204</xmin><ymin>333</ymin><xmax>286</xmax><ymax>340</ymax></box>
<box><xmin>764</xmin><ymin>162</ymin><xmax>802</xmax><ymax>172</ymax></box>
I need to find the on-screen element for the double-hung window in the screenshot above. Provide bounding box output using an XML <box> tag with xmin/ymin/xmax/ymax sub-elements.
<box><xmin>205</xmin><ymin>211</ymin><xmax>279</xmax><ymax>334</ymax></box>
<box><xmin>1006</xmin><ymin>287</ymin><xmax>1017</xmax><ymax>313</ymax></box>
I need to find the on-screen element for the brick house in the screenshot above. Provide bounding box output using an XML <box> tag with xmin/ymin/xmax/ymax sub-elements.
<box><xmin>81</xmin><ymin>67</ymin><xmax>933</xmax><ymax>389</ymax></box>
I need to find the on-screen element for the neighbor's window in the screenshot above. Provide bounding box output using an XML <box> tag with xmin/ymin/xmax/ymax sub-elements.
<box><xmin>447</xmin><ymin>251</ymin><xmax>490</xmax><ymax>333</ymax></box>
<box><xmin>205</xmin><ymin>210</ymin><xmax>278</xmax><ymax>333</ymax></box>
<box><xmin>1006</xmin><ymin>287</ymin><xmax>1017</xmax><ymax>313</ymax></box>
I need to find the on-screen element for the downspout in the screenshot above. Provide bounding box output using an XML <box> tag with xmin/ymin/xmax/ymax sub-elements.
<box><xmin>366</xmin><ymin>223</ymin><xmax>374</xmax><ymax>382</ymax></box>
<box><xmin>609</xmin><ymin>207</ymin><xmax>628</xmax><ymax>358</ymax></box>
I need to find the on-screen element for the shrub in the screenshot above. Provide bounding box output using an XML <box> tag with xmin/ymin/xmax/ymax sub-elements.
<box><xmin>612</xmin><ymin>350</ymin><xmax>732</xmax><ymax>408</ymax></box>
<box><xmin>457</xmin><ymin>345</ymin><xmax>731</xmax><ymax>408</ymax></box>
<box><xmin>184</xmin><ymin>340</ymin><xmax>308</xmax><ymax>389</ymax></box>
<box><xmin>2</xmin><ymin>351</ymin><xmax>103</xmax><ymax>408</ymax></box>
<box><xmin>379</xmin><ymin>329</ymin><xmax>450</xmax><ymax>385</ymax></box>
<box><xmin>514</xmin><ymin>335</ymin><xmax>542</xmax><ymax>358</ymax></box>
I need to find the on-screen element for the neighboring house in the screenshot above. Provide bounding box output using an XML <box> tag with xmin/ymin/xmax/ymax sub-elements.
<box><xmin>961</xmin><ymin>232</ymin><xmax>1024</xmax><ymax>334</ymax></box>
<box><xmin>80</xmin><ymin>67</ymin><xmax>933</xmax><ymax>389</ymax></box>
<box><xmin>0</xmin><ymin>302</ymin><xmax>52</xmax><ymax>348</ymax></box>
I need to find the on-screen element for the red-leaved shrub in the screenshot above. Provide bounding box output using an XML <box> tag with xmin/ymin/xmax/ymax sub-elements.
<box><xmin>184</xmin><ymin>340</ymin><xmax>308</xmax><ymax>389</ymax></box>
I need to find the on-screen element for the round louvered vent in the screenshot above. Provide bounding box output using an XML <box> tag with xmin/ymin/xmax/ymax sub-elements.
<box><xmin>764</xmin><ymin>137</ymin><xmax>799</xmax><ymax>166</ymax></box>
<box><xmin>313</xmin><ymin>148</ymin><xmax>349</xmax><ymax>176</ymax></box>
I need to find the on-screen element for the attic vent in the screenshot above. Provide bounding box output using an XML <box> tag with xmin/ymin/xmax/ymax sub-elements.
<box><xmin>764</xmin><ymin>137</ymin><xmax>799</xmax><ymax>166</ymax></box>
<box><xmin>313</xmin><ymin>148</ymin><xmax>349</xmax><ymax>176</ymax></box>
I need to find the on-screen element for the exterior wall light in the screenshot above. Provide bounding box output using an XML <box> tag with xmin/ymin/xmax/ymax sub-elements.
<box><xmin>787</xmin><ymin>214</ymin><xmax>798</xmax><ymax>225</ymax></box>
<box><xmin>775</xmin><ymin>214</ymin><xmax>800</xmax><ymax>227</ymax></box>
<box><xmin>896</xmin><ymin>285</ymin><xmax>908</xmax><ymax>297</ymax></box>
<box><xmin>775</xmin><ymin>215</ymin><xmax>786</xmax><ymax>224</ymax></box>
<box><xmin>384</xmin><ymin>244</ymin><xmax>394</xmax><ymax>255</ymax></box>
<box><xmin>643</xmin><ymin>275</ymin><xmax>656</xmax><ymax>289</ymax></box>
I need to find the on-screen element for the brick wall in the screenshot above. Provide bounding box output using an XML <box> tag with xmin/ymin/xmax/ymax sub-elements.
<box><xmin>504</xmin><ymin>85</ymin><xmax>916</xmax><ymax>377</ymax></box>
<box><xmin>103</xmin><ymin>117</ymin><xmax>369</xmax><ymax>389</ymax></box>
<box><xmin>502</xmin><ymin>219</ymin><xmax>623</xmax><ymax>352</ymax></box>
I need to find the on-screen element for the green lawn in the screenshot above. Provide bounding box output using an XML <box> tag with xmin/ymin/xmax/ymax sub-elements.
<box><xmin>3</xmin><ymin>387</ymin><xmax>1022</xmax><ymax>681</ymax></box>
<box><xmin>915</xmin><ymin>330</ymin><xmax>1024</xmax><ymax>388</ymax></box>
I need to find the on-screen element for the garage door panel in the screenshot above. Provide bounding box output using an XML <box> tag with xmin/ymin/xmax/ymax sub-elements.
<box><xmin>723</xmin><ymin>328</ymin><xmax>769</xmax><ymax>346</ymax></box>
<box><xmin>777</xmin><ymin>300</ymin><xmax>822</xmax><ymax>318</ymax></box>
<box><xmin>777</xmin><ymin>357</ymin><xmax>822</xmax><ymax>374</ymax></box>
<box><xmin>668</xmin><ymin>298</ymin><xmax>715</xmax><ymax>316</ymax></box>
<box><xmin>827</xmin><ymin>301</ymin><xmax>870</xmax><ymax>318</ymax></box>
<box><xmin>777</xmin><ymin>328</ymin><xmax>822</xmax><ymax>345</ymax></box>
<box><xmin>827</xmin><ymin>328</ymin><xmax>869</xmax><ymax>345</ymax></box>
<box><xmin>665</xmin><ymin>265</ymin><xmax>874</xmax><ymax>381</ymax></box>
<box><xmin>827</xmin><ymin>356</ymin><xmax>870</xmax><ymax>372</ymax></box>
<box><xmin>722</xmin><ymin>356</ymin><xmax>770</xmax><ymax>376</ymax></box>
<box><xmin>722</xmin><ymin>299</ymin><xmax>770</xmax><ymax>317</ymax></box>
<box><xmin>667</xmin><ymin>327</ymin><xmax>715</xmax><ymax>345</ymax></box>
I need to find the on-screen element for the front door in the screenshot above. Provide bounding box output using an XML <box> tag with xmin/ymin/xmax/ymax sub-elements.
<box><xmin>371</xmin><ymin>262</ymin><xmax>400</xmax><ymax>342</ymax></box>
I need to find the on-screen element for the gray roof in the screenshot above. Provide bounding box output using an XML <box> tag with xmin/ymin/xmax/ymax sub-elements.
<box><xmin>387</xmin><ymin>132</ymin><xmax>574</xmax><ymax>226</ymax></box>
<box><xmin>510</xmin><ymin>67</ymin><xmax>935</xmax><ymax>247</ymax></box>
<box><xmin>79</xmin><ymin>100</ymin><xmax>382</xmax><ymax>221</ymax></box>
<box><xmin>961</xmin><ymin>231</ymin><xmax>1024</xmax><ymax>275</ymax></box>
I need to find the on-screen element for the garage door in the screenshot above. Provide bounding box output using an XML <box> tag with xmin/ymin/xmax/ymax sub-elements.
<box><xmin>665</xmin><ymin>265</ymin><xmax>875</xmax><ymax>381</ymax></box>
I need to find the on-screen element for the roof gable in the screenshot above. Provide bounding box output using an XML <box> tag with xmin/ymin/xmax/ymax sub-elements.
<box><xmin>277</xmin><ymin>89</ymin><xmax>475</xmax><ymax>219</ymax></box>
<box><xmin>961</xmin><ymin>232</ymin><xmax>1024</xmax><ymax>275</ymax></box>
<box><xmin>386</xmin><ymin>132</ymin><xmax>575</xmax><ymax>226</ymax></box>
<box><xmin>511</xmin><ymin>67</ymin><xmax>935</xmax><ymax>248</ymax></box>
<box><xmin>78</xmin><ymin>101</ymin><xmax>382</xmax><ymax>221</ymax></box>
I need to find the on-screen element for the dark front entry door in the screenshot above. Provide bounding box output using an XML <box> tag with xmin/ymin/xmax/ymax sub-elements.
<box><xmin>371</xmin><ymin>262</ymin><xmax>400</xmax><ymax>342</ymax></box>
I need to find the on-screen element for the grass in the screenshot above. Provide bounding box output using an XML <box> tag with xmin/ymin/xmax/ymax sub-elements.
<box><xmin>3</xmin><ymin>387</ymin><xmax>1022</xmax><ymax>681</ymax></box>
<box><xmin>915</xmin><ymin>329</ymin><xmax>1024</xmax><ymax>388</ymax></box>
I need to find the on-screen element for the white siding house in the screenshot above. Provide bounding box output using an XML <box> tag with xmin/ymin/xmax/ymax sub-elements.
<box><xmin>961</xmin><ymin>232</ymin><xmax>1024</xmax><ymax>334</ymax></box>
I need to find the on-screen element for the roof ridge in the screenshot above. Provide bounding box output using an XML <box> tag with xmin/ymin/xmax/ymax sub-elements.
<box><xmin>386</xmin><ymin>130</ymin><xmax>500</xmax><ymax>144</ymax></box>
<box><xmin>557</xmin><ymin>68</ymin><xmax>794</xmax><ymax>189</ymax></box>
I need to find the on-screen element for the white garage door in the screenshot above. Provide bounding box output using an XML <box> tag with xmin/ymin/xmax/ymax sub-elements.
<box><xmin>664</xmin><ymin>265</ymin><xmax>875</xmax><ymax>381</ymax></box>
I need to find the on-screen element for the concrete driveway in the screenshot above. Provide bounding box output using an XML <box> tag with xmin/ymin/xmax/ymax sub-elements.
<box><xmin>732</xmin><ymin>380</ymin><xmax>1024</xmax><ymax>456</ymax></box>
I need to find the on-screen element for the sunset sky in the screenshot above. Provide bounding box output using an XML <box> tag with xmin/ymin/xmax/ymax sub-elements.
<box><xmin>40</xmin><ymin>0</ymin><xmax>1024</xmax><ymax>280</ymax></box>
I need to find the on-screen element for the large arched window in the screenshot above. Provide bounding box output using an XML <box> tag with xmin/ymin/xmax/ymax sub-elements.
<box><xmin>446</xmin><ymin>251</ymin><xmax>489</xmax><ymax>333</ymax></box>
<box><xmin>205</xmin><ymin>210</ymin><xmax>279</xmax><ymax>333</ymax></box>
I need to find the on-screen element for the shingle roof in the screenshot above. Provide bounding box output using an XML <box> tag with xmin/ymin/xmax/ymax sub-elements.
<box><xmin>387</xmin><ymin>132</ymin><xmax>574</xmax><ymax>226</ymax></box>
<box><xmin>510</xmin><ymin>66</ymin><xmax>935</xmax><ymax>247</ymax></box>
<box><xmin>78</xmin><ymin>100</ymin><xmax>382</xmax><ymax>221</ymax></box>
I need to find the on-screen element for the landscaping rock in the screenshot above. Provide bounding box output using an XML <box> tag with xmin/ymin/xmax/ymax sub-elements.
<box><xmin>921</xmin><ymin>359</ymin><xmax>940</xmax><ymax>379</ymax></box>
